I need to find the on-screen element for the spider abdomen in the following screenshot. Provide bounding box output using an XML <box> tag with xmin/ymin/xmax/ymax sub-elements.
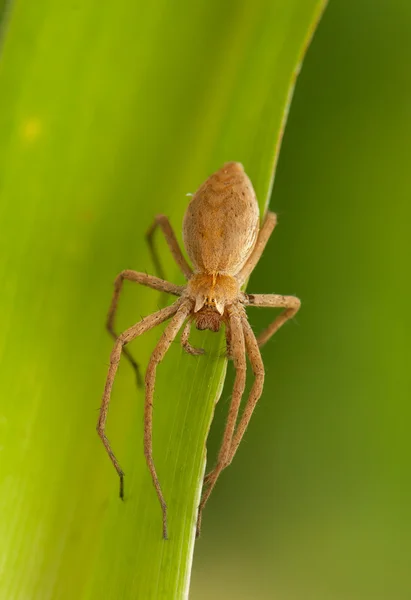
<box><xmin>182</xmin><ymin>162</ymin><xmax>260</xmax><ymax>276</ymax></box>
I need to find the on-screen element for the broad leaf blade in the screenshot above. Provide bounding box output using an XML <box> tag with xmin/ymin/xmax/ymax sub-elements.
<box><xmin>0</xmin><ymin>1</ymin><xmax>326</xmax><ymax>598</ymax></box>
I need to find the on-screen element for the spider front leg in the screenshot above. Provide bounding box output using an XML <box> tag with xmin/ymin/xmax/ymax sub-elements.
<box><xmin>196</xmin><ymin>308</ymin><xmax>247</xmax><ymax>537</ymax></box>
<box><xmin>224</xmin><ymin>319</ymin><xmax>232</xmax><ymax>359</ymax></box>
<box><xmin>98</xmin><ymin>300</ymin><xmax>182</xmax><ymax>500</ymax></box>
<box><xmin>144</xmin><ymin>300</ymin><xmax>192</xmax><ymax>539</ymax></box>
<box><xmin>245</xmin><ymin>293</ymin><xmax>301</xmax><ymax>347</ymax></box>
<box><xmin>225</xmin><ymin>316</ymin><xmax>265</xmax><ymax>465</ymax></box>
<box><xmin>106</xmin><ymin>270</ymin><xmax>183</xmax><ymax>386</ymax></box>
<box><xmin>202</xmin><ymin>318</ymin><xmax>264</xmax><ymax>488</ymax></box>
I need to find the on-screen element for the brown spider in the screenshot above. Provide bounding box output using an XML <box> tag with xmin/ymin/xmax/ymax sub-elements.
<box><xmin>97</xmin><ymin>162</ymin><xmax>300</xmax><ymax>539</ymax></box>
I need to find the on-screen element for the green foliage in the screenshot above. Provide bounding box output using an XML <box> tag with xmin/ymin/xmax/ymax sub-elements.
<box><xmin>192</xmin><ymin>2</ymin><xmax>411</xmax><ymax>599</ymax></box>
<box><xmin>0</xmin><ymin>1</ymin><xmax>326</xmax><ymax>598</ymax></box>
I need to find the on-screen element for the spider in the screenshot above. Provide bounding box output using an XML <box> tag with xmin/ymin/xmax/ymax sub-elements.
<box><xmin>97</xmin><ymin>161</ymin><xmax>300</xmax><ymax>539</ymax></box>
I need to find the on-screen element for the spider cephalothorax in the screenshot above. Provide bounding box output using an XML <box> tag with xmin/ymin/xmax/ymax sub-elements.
<box><xmin>186</xmin><ymin>273</ymin><xmax>240</xmax><ymax>332</ymax></box>
<box><xmin>193</xmin><ymin>307</ymin><xmax>222</xmax><ymax>332</ymax></box>
<box><xmin>98</xmin><ymin>161</ymin><xmax>300</xmax><ymax>539</ymax></box>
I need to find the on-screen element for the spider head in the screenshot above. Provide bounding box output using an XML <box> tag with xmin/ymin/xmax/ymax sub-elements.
<box><xmin>187</xmin><ymin>273</ymin><xmax>239</xmax><ymax>332</ymax></box>
<box><xmin>194</xmin><ymin>307</ymin><xmax>222</xmax><ymax>332</ymax></box>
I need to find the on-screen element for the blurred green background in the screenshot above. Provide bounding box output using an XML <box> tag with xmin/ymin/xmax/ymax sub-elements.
<box><xmin>193</xmin><ymin>1</ymin><xmax>411</xmax><ymax>599</ymax></box>
<box><xmin>1</xmin><ymin>0</ymin><xmax>410</xmax><ymax>599</ymax></box>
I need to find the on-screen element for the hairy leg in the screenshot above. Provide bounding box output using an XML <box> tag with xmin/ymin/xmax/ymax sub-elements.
<box><xmin>196</xmin><ymin>307</ymin><xmax>246</xmax><ymax>537</ymax></box>
<box><xmin>227</xmin><ymin>316</ymin><xmax>264</xmax><ymax>464</ymax></box>
<box><xmin>181</xmin><ymin>319</ymin><xmax>204</xmax><ymax>355</ymax></box>
<box><xmin>97</xmin><ymin>300</ymin><xmax>182</xmax><ymax>500</ymax></box>
<box><xmin>146</xmin><ymin>214</ymin><xmax>193</xmax><ymax>280</ymax></box>
<box><xmin>236</xmin><ymin>211</ymin><xmax>277</xmax><ymax>286</ymax></box>
<box><xmin>245</xmin><ymin>293</ymin><xmax>301</xmax><ymax>348</ymax></box>
<box><xmin>224</xmin><ymin>318</ymin><xmax>232</xmax><ymax>358</ymax></box>
<box><xmin>202</xmin><ymin>316</ymin><xmax>264</xmax><ymax>487</ymax></box>
<box><xmin>106</xmin><ymin>270</ymin><xmax>183</xmax><ymax>386</ymax></box>
<box><xmin>144</xmin><ymin>300</ymin><xmax>192</xmax><ymax>539</ymax></box>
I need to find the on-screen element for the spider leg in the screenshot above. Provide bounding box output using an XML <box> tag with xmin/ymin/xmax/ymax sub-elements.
<box><xmin>146</xmin><ymin>214</ymin><xmax>193</xmax><ymax>280</ymax></box>
<box><xmin>224</xmin><ymin>318</ymin><xmax>232</xmax><ymax>359</ymax></box>
<box><xmin>245</xmin><ymin>293</ymin><xmax>301</xmax><ymax>348</ymax></box>
<box><xmin>97</xmin><ymin>299</ymin><xmax>183</xmax><ymax>501</ymax></box>
<box><xmin>106</xmin><ymin>270</ymin><xmax>183</xmax><ymax>386</ymax></box>
<box><xmin>196</xmin><ymin>307</ymin><xmax>246</xmax><ymax>537</ymax></box>
<box><xmin>236</xmin><ymin>211</ymin><xmax>277</xmax><ymax>286</ymax></box>
<box><xmin>202</xmin><ymin>315</ymin><xmax>264</xmax><ymax>483</ymax></box>
<box><xmin>144</xmin><ymin>299</ymin><xmax>192</xmax><ymax>539</ymax></box>
<box><xmin>181</xmin><ymin>319</ymin><xmax>205</xmax><ymax>355</ymax></box>
<box><xmin>216</xmin><ymin>320</ymin><xmax>232</xmax><ymax>359</ymax></box>
<box><xmin>226</xmin><ymin>315</ymin><xmax>264</xmax><ymax>466</ymax></box>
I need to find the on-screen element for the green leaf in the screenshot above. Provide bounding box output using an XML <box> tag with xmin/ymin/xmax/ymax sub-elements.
<box><xmin>0</xmin><ymin>1</ymin><xmax>326</xmax><ymax>598</ymax></box>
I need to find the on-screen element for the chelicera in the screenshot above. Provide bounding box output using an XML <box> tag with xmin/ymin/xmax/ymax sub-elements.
<box><xmin>97</xmin><ymin>162</ymin><xmax>300</xmax><ymax>539</ymax></box>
